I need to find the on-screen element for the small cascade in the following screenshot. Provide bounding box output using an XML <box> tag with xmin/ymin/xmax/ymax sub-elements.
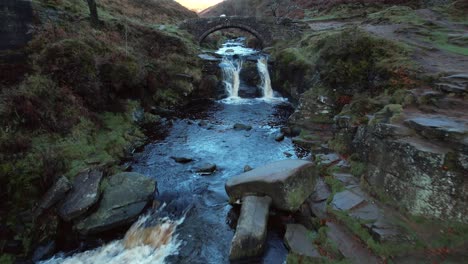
<box><xmin>220</xmin><ymin>56</ymin><xmax>244</xmax><ymax>98</ymax></box>
<box><xmin>41</xmin><ymin>207</ymin><xmax>186</xmax><ymax>264</ymax></box>
<box><xmin>257</xmin><ymin>56</ymin><xmax>273</xmax><ymax>98</ymax></box>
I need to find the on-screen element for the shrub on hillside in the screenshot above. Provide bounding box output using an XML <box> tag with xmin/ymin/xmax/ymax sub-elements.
<box><xmin>36</xmin><ymin>39</ymin><xmax>106</xmax><ymax>110</ymax></box>
<box><xmin>0</xmin><ymin>75</ymin><xmax>83</xmax><ymax>133</ymax></box>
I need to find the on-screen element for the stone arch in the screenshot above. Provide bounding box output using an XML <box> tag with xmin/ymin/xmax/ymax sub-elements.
<box><xmin>198</xmin><ymin>23</ymin><xmax>267</xmax><ymax>47</ymax></box>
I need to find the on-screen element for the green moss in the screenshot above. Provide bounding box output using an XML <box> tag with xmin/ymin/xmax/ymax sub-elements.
<box><xmin>367</xmin><ymin>6</ymin><xmax>426</xmax><ymax>25</ymax></box>
<box><xmin>0</xmin><ymin>254</ymin><xmax>14</xmax><ymax>264</ymax></box>
<box><xmin>350</xmin><ymin>161</ymin><xmax>367</xmax><ymax>177</ymax></box>
<box><xmin>287</xmin><ymin>253</ymin><xmax>348</xmax><ymax>264</ymax></box>
<box><xmin>330</xmin><ymin>209</ymin><xmax>417</xmax><ymax>257</ymax></box>
<box><xmin>324</xmin><ymin>176</ymin><xmax>345</xmax><ymax>195</ymax></box>
<box><xmin>314</xmin><ymin>226</ymin><xmax>343</xmax><ymax>260</ymax></box>
<box><xmin>423</xmin><ymin>30</ymin><xmax>468</xmax><ymax>56</ymax></box>
<box><xmin>299</xmin><ymin>130</ymin><xmax>321</xmax><ymax>141</ymax></box>
<box><xmin>370</xmin><ymin>104</ymin><xmax>403</xmax><ymax>125</ymax></box>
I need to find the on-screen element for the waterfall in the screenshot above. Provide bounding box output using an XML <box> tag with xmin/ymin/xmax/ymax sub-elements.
<box><xmin>257</xmin><ymin>56</ymin><xmax>273</xmax><ymax>98</ymax></box>
<box><xmin>220</xmin><ymin>56</ymin><xmax>243</xmax><ymax>98</ymax></box>
<box><xmin>40</xmin><ymin>207</ymin><xmax>186</xmax><ymax>264</ymax></box>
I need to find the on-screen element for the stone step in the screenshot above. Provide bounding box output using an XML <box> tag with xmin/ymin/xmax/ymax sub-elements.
<box><xmin>229</xmin><ymin>195</ymin><xmax>272</xmax><ymax>260</ymax></box>
<box><xmin>440</xmin><ymin>73</ymin><xmax>468</xmax><ymax>84</ymax></box>
<box><xmin>435</xmin><ymin>82</ymin><xmax>467</xmax><ymax>95</ymax></box>
<box><xmin>404</xmin><ymin>115</ymin><xmax>467</xmax><ymax>143</ymax></box>
<box><xmin>284</xmin><ymin>224</ymin><xmax>321</xmax><ymax>258</ymax></box>
<box><xmin>325</xmin><ymin>221</ymin><xmax>381</xmax><ymax>264</ymax></box>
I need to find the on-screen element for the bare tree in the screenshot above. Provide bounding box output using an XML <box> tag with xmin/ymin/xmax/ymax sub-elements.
<box><xmin>85</xmin><ymin>0</ymin><xmax>99</xmax><ymax>27</ymax></box>
<box><xmin>267</xmin><ymin>0</ymin><xmax>299</xmax><ymax>24</ymax></box>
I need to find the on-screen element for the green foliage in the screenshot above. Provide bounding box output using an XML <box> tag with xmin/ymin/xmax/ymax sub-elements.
<box><xmin>369</xmin><ymin>104</ymin><xmax>403</xmax><ymax>125</ymax></box>
<box><xmin>324</xmin><ymin>176</ymin><xmax>345</xmax><ymax>195</ymax></box>
<box><xmin>0</xmin><ymin>254</ymin><xmax>14</xmax><ymax>264</ymax></box>
<box><xmin>367</xmin><ymin>6</ymin><xmax>425</xmax><ymax>25</ymax></box>
<box><xmin>350</xmin><ymin>161</ymin><xmax>367</xmax><ymax>177</ymax></box>
<box><xmin>0</xmin><ymin>74</ymin><xmax>81</xmax><ymax>133</ymax></box>
<box><xmin>331</xmin><ymin>209</ymin><xmax>416</xmax><ymax>257</ymax></box>
<box><xmin>314</xmin><ymin>226</ymin><xmax>343</xmax><ymax>260</ymax></box>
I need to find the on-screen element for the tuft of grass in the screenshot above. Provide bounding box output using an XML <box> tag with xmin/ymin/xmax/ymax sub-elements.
<box><xmin>330</xmin><ymin>209</ymin><xmax>418</xmax><ymax>257</ymax></box>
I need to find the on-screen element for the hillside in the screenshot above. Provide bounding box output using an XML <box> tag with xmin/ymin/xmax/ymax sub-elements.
<box><xmin>200</xmin><ymin>0</ymin><xmax>422</xmax><ymax>18</ymax></box>
<box><xmin>0</xmin><ymin>0</ymin><xmax>200</xmax><ymax>262</ymax></box>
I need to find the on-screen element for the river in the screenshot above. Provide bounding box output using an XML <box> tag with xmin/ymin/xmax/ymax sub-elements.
<box><xmin>42</xmin><ymin>38</ymin><xmax>302</xmax><ymax>264</ymax></box>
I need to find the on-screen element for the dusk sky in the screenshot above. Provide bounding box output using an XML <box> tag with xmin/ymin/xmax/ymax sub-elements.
<box><xmin>175</xmin><ymin>0</ymin><xmax>224</xmax><ymax>12</ymax></box>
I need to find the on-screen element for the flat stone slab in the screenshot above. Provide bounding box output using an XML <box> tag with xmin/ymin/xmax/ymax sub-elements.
<box><xmin>311</xmin><ymin>178</ymin><xmax>331</xmax><ymax>202</ymax></box>
<box><xmin>326</xmin><ymin>222</ymin><xmax>380</xmax><ymax>263</ymax></box>
<box><xmin>367</xmin><ymin>218</ymin><xmax>406</xmax><ymax>243</ymax></box>
<box><xmin>59</xmin><ymin>169</ymin><xmax>103</xmax><ymax>221</ymax></box>
<box><xmin>230</xmin><ymin>196</ymin><xmax>272</xmax><ymax>260</ymax></box>
<box><xmin>226</xmin><ymin>160</ymin><xmax>318</xmax><ymax>211</ymax></box>
<box><xmin>333</xmin><ymin>173</ymin><xmax>359</xmax><ymax>187</ymax></box>
<box><xmin>75</xmin><ymin>172</ymin><xmax>156</xmax><ymax>235</ymax></box>
<box><xmin>405</xmin><ymin>116</ymin><xmax>467</xmax><ymax>141</ymax></box>
<box><xmin>315</xmin><ymin>153</ymin><xmax>340</xmax><ymax>166</ymax></box>
<box><xmin>331</xmin><ymin>190</ymin><xmax>365</xmax><ymax>211</ymax></box>
<box><xmin>349</xmin><ymin>202</ymin><xmax>381</xmax><ymax>222</ymax></box>
<box><xmin>284</xmin><ymin>224</ymin><xmax>320</xmax><ymax>257</ymax></box>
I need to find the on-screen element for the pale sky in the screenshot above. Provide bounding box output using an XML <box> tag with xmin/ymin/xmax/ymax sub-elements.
<box><xmin>175</xmin><ymin>0</ymin><xmax>223</xmax><ymax>12</ymax></box>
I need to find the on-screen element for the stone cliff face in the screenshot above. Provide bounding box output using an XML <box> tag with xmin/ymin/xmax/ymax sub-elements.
<box><xmin>0</xmin><ymin>0</ymin><xmax>33</xmax><ymax>50</ymax></box>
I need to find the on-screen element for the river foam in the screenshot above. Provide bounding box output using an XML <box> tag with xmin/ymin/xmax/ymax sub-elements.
<box><xmin>40</xmin><ymin>207</ymin><xmax>185</xmax><ymax>264</ymax></box>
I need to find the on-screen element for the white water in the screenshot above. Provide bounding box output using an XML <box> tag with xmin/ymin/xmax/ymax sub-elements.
<box><xmin>41</xmin><ymin>209</ymin><xmax>185</xmax><ymax>264</ymax></box>
<box><xmin>215</xmin><ymin>37</ymin><xmax>257</xmax><ymax>56</ymax></box>
<box><xmin>220</xmin><ymin>57</ymin><xmax>243</xmax><ymax>98</ymax></box>
<box><xmin>257</xmin><ymin>56</ymin><xmax>273</xmax><ymax>98</ymax></box>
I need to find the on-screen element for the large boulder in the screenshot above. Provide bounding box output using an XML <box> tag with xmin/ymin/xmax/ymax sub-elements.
<box><xmin>226</xmin><ymin>160</ymin><xmax>318</xmax><ymax>211</ymax></box>
<box><xmin>75</xmin><ymin>172</ymin><xmax>156</xmax><ymax>235</ymax></box>
<box><xmin>58</xmin><ymin>169</ymin><xmax>103</xmax><ymax>221</ymax></box>
<box><xmin>229</xmin><ymin>196</ymin><xmax>272</xmax><ymax>260</ymax></box>
<box><xmin>35</xmin><ymin>176</ymin><xmax>71</xmax><ymax>217</ymax></box>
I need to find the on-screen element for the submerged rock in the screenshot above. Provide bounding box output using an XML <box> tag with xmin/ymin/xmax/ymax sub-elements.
<box><xmin>171</xmin><ymin>156</ymin><xmax>194</xmax><ymax>163</ymax></box>
<box><xmin>58</xmin><ymin>169</ymin><xmax>103</xmax><ymax>221</ymax></box>
<box><xmin>226</xmin><ymin>160</ymin><xmax>318</xmax><ymax>211</ymax></box>
<box><xmin>229</xmin><ymin>196</ymin><xmax>271</xmax><ymax>260</ymax></box>
<box><xmin>75</xmin><ymin>172</ymin><xmax>156</xmax><ymax>235</ymax></box>
<box><xmin>32</xmin><ymin>241</ymin><xmax>55</xmax><ymax>262</ymax></box>
<box><xmin>284</xmin><ymin>224</ymin><xmax>320</xmax><ymax>257</ymax></box>
<box><xmin>233</xmin><ymin>123</ymin><xmax>253</xmax><ymax>131</ymax></box>
<box><xmin>243</xmin><ymin>165</ymin><xmax>253</xmax><ymax>172</ymax></box>
<box><xmin>275</xmin><ymin>133</ymin><xmax>285</xmax><ymax>142</ymax></box>
<box><xmin>196</xmin><ymin>163</ymin><xmax>217</xmax><ymax>175</ymax></box>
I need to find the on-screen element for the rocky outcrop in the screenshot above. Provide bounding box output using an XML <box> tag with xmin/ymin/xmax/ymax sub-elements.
<box><xmin>75</xmin><ymin>172</ymin><xmax>156</xmax><ymax>234</ymax></box>
<box><xmin>353</xmin><ymin>122</ymin><xmax>468</xmax><ymax>223</ymax></box>
<box><xmin>229</xmin><ymin>195</ymin><xmax>272</xmax><ymax>260</ymax></box>
<box><xmin>35</xmin><ymin>176</ymin><xmax>72</xmax><ymax>216</ymax></box>
<box><xmin>226</xmin><ymin>160</ymin><xmax>318</xmax><ymax>211</ymax></box>
<box><xmin>58</xmin><ymin>169</ymin><xmax>103</xmax><ymax>221</ymax></box>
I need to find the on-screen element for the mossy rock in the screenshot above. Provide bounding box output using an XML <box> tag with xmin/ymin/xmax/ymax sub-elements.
<box><xmin>370</xmin><ymin>104</ymin><xmax>404</xmax><ymax>125</ymax></box>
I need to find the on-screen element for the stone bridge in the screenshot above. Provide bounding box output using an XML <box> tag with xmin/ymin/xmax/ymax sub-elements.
<box><xmin>180</xmin><ymin>16</ymin><xmax>306</xmax><ymax>47</ymax></box>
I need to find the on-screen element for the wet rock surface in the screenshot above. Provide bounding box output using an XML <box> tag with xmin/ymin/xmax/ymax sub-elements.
<box><xmin>226</xmin><ymin>160</ymin><xmax>318</xmax><ymax>211</ymax></box>
<box><xmin>229</xmin><ymin>196</ymin><xmax>272</xmax><ymax>260</ymax></box>
<box><xmin>75</xmin><ymin>172</ymin><xmax>156</xmax><ymax>235</ymax></box>
<box><xmin>58</xmin><ymin>169</ymin><xmax>103</xmax><ymax>221</ymax></box>
<box><xmin>35</xmin><ymin>176</ymin><xmax>72</xmax><ymax>216</ymax></box>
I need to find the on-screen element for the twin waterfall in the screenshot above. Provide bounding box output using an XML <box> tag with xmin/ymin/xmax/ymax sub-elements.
<box><xmin>221</xmin><ymin>55</ymin><xmax>274</xmax><ymax>98</ymax></box>
<box><xmin>257</xmin><ymin>57</ymin><xmax>273</xmax><ymax>98</ymax></box>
